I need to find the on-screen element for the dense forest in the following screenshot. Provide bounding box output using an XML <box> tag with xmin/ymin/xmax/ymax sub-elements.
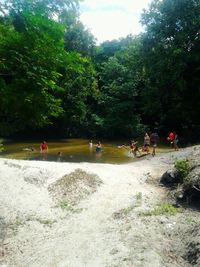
<box><xmin>0</xmin><ymin>0</ymin><xmax>200</xmax><ymax>141</ymax></box>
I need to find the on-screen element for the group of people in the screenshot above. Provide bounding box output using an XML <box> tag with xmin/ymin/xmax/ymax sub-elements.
<box><xmin>119</xmin><ymin>129</ymin><xmax>179</xmax><ymax>158</ymax></box>
<box><xmin>26</xmin><ymin>140</ymin><xmax>102</xmax><ymax>155</ymax></box>
<box><xmin>32</xmin><ymin>132</ymin><xmax>179</xmax><ymax>161</ymax></box>
<box><xmin>130</xmin><ymin>130</ymin><xmax>159</xmax><ymax>157</ymax></box>
<box><xmin>40</xmin><ymin>141</ymin><xmax>63</xmax><ymax>160</ymax></box>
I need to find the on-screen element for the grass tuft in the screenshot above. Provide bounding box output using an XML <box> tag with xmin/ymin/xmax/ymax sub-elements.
<box><xmin>140</xmin><ymin>203</ymin><xmax>182</xmax><ymax>216</ymax></box>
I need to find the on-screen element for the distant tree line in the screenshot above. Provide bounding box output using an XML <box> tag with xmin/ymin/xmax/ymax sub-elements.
<box><xmin>0</xmin><ymin>0</ymin><xmax>199</xmax><ymax>141</ymax></box>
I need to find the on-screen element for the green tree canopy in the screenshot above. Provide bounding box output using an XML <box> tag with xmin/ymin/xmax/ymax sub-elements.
<box><xmin>140</xmin><ymin>0</ymin><xmax>200</xmax><ymax>132</ymax></box>
<box><xmin>94</xmin><ymin>36</ymin><xmax>146</xmax><ymax>137</ymax></box>
<box><xmin>0</xmin><ymin>0</ymin><xmax>100</xmax><ymax>137</ymax></box>
<box><xmin>0</xmin><ymin>11</ymin><xmax>66</xmax><ymax>135</ymax></box>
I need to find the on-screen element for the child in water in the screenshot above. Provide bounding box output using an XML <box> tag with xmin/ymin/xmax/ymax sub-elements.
<box><xmin>96</xmin><ymin>141</ymin><xmax>102</xmax><ymax>153</ymax></box>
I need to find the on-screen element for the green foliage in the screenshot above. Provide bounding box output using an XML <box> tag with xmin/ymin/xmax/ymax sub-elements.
<box><xmin>175</xmin><ymin>160</ymin><xmax>190</xmax><ymax>178</ymax></box>
<box><xmin>56</xmin><ymin>53</ymin><xmax>99</xmax><ymax>136</ymax></box>
<box><xmin>141</xmin><ymin>203</ymin><xmax>182</xmax><ymax>216</ymax></box>
<box><xmin>0</xmin><ymin>12</ymin><xmax>66</xmax><ymax>135</ymax></box>
<box><xmin>64</xmin><ymin>20</ymin><xmax>96</xmax><ymax>57</ymax></box>
<box><xmin>4</xmin><ymin>0</ymin><xmax>80</xmax><ymax>18</ymax></box>
<box><xmin>0</xmin><ymin>0</ymin><xmax>98</xmax><ymax>137</ymax></box>
<box><xmin>140</xmin><ymin>0</ymin><xmax>200</xmax><ymax>131</ymax></box>
<box><xmin>0</xmin><ymin>0</ymin><xmax>200</xmax><ymax>139</ymax></box>
<box><xmin>95</xmin><ymin>36</ymin><xmax>146</xmax><ymax>137</ymax></box>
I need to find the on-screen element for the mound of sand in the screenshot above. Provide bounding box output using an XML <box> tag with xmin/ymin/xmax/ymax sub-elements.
<box><xmin>48</xmin><ymin>168</ymin><xmax>102</xmax><ymax>208</ymax></box>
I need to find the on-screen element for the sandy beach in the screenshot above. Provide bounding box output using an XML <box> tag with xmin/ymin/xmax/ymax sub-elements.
<box><xmin>0</xmin><ymin>146</ymin><xmax>199</xmax><ymax>267</ymax></box>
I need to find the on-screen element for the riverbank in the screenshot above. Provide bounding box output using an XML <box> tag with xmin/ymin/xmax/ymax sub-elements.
<box><xmin>0</xmin><ymin>146</ymin><xmax>199</xmax><ymax>267</ymax></box>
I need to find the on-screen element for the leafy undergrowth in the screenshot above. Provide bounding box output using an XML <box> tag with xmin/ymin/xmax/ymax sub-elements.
<box><xmin>140</xmin><ymin>203</ymin><xmax>182</xmax><ymax>216</ymax></box>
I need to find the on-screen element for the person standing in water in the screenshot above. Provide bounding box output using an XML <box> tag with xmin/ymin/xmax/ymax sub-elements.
<box><xmin>89</xmin><ymin>140</ymin><xmax>93</xmax><ymax>149</ymax></box>
<box><xmin>96</xmin><ymin>141</ymin><xmax>102</xmax><ymax>153</ymax></box>
<box><xmin>40</xmin><ymin>141</ymin><xmax>48</xmax><ymax>153</ymax></box>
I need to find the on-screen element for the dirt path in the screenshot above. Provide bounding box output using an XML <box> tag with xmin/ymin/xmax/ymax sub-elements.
<box><xmin>0</xmin><ymin>147</ymin><xmax>197</xmax><ymax>267</ymax></box>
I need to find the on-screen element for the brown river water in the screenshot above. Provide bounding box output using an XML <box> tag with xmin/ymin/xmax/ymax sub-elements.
<box><xmin>0</xmin><ymin>138</ymin><xmax>172</xmax><ymax>164</ymax></box>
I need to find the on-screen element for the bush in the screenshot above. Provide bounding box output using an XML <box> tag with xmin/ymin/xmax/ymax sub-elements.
<box><xmin>175</xmin><ymin>160</ymin><xmax>190</xmax><ymax>179</ymax></box>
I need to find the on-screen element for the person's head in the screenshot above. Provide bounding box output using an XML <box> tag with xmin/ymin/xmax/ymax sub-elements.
<box><xmin>145</xmin><ymin>133</ymin><xmax>148</xmax><ymax>137</ymax></box>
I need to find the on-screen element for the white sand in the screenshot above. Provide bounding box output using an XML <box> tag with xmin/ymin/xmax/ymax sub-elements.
<box><xmin>0</xmin><ymin>147</ymin><xmax>196</xmax><ymax>267</ymax></box>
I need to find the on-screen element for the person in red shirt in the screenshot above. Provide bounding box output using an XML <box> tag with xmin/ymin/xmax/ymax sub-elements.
<box><xmin>40</xmin><ymin>141</ymin><xmax>48</xmax><ymax>153</ymax></box>
<box><xmin>167</xmin><ymin>131</ymin><xmax>175</xmax><ymax>145</ymax></box>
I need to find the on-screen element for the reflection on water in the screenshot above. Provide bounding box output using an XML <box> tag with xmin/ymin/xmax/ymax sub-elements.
<box><xmin>0</xmin><ymin>138</ymin><xmax>172</xmax><ymax>164</ymax></box>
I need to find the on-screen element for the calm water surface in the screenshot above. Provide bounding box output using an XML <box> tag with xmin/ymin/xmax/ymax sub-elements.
<box><xmin>1</xmin><ymin>138</ymin><xmax>172</xmax><ymax>164</ymax></box>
